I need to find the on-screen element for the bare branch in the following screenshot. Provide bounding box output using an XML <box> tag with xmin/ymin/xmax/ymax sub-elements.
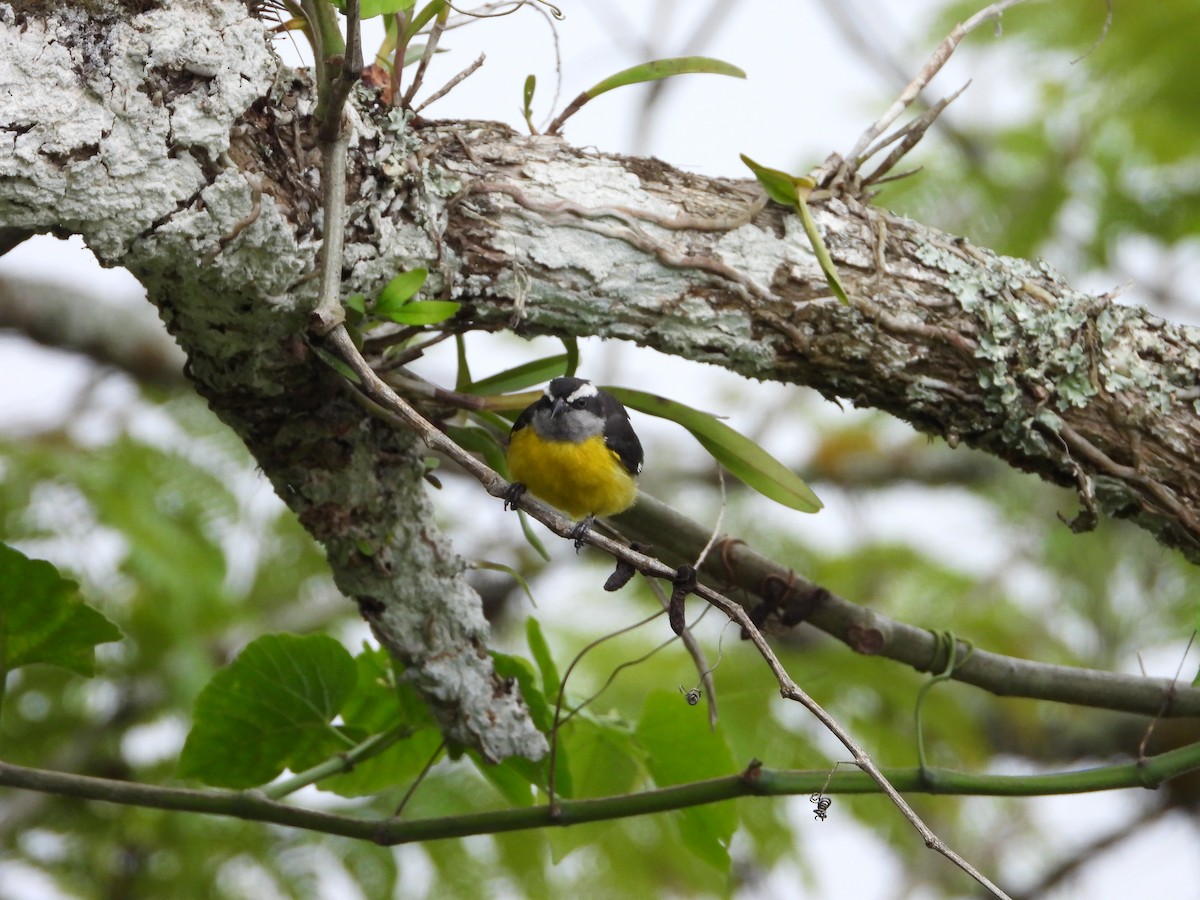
<box><xmin>844</xmin><ymin>0</ymin><xmax>1033</xmax><ymax>169</ymax></box>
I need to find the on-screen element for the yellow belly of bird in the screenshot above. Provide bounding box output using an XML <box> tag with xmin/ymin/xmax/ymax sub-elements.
<box><xmin>507</xmin><ymin>430</ymin><xmax>637</xmax><ymax>520</ymax></box>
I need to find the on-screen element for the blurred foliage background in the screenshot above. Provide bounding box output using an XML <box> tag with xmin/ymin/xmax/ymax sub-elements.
<box><xmin>2</xmin><ymin>1</ymin><xmax>1200</xmax><ymax>898</ymax></box>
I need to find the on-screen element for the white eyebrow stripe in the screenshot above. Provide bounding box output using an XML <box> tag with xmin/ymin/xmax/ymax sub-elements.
<box><xmin>566</xmin><ymin>382</ymin><xmax>599</xmax><ymax>403</ymax></box>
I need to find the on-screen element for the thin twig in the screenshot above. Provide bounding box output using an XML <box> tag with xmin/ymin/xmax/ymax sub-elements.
<box><xmin>393</xmin><ymin>740</ymin><xmax>446</xmax><ymax>817</ymax></box>
<box><xmin>414</xmin><ymin>53</ymin><xmax>486</xmax><ymax>114</ymax></box>
<box><xmin>308</xmin><ymin>0</ymin><xmax>363</xmax><ymax>334</ymax></box>
<box><xmin>547</xmin><ymin>608</ymin><xmax>664</xmax><ymax>810</ymax></box>
<box><xmin>845</xmin><ymin>0</ymin><xmax>1032</xmax><ymax>166</ymax></box>
<box><xmin>688</xmin><ymin>581</ymin><xmax>1011</xmax><ymax>899</ymax></box>
<box><xmin>645</xmin><ymin>578</ymin><xmax>719</xmax><ymax>730</ymax></box>
<box><xmin>400</xmin><ymin>5</ymin><xmax>448</xmax><ymax>109</ymax></box>
<box><xmin>316</xmin><ymin>325</ymin><xmax>1011</xmax><ymax>898</ymax></box>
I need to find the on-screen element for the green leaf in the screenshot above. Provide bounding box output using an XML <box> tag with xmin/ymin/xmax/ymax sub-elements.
<box><xmin>444</xmin><ymin>425</ymin><xmax>508</xmax><ymax>475</ymax></box>
<box><xmin>585</xmin><ymin>57</ymin><xmax>746</xmax><ymax>100</ymax></box>
<box><xmin>401</xmin><ymin>0</ymin><xmax>445</xmax><ymax>42</ymax></box>
<box><xmin>516</xmin><ymin>510</ymin><xmax>552</xmax><ymax>562</ymax></box>
<box><xmin>795</xmin><ymin>192</ymin><xmax>850</xmax><ymax>305</ymax></box>
<box><xmin>0</xmin><ymin>544</ymin><xmax>121</xmax><ymax>677</ymax></box>
<box><xmin>525</xmin><ymin>617</ymin><xmax>559</xmax><ymax>701</ymax></box>
<box><xmin>634</xmin><ymin>690</ymin><xmax>737</xmax><ymax>872</ymax></box>
<box><xmin>375</xmin><ymin>268</ymin><xmax>428</xmax><ymax>315</ymax></box>
<box><xmin>740</xmin><ymin>154</ymin><xmax>848</xmax><ymax>305</ymax></box>
<box><xmin>469</xmin><ymin>750</ymin><xmax>536</xmax><ymax>806</ymax></box>
<box><xmin>522</xmin><ymin>74</ymin><xmax>537</xmax><ymax>132</ymax></box>
<box><xmin>739</xmin><ymin>153</ymin><xmax>813</xmax><ymax>208</ymax></box>
<box><xmin>561</xmin><ymin>335</ymin><xmax>579</xmax><ymax>377</ymax></box>
<box><xmin>547</xmin><ymin>716</ymin><xmax>642</xmax><ymax>863</ymax></box>
<box><xmin>475</xmin><ymin>652</ymin><xmax>567</xmax><ymax>804</ymax></box>
<box><xmin>178</xmin><ymin>633</ymin><xmax>358</xmax><ymax>788</ymax></box>
<box><xmin>344</xmin><ymin>293</ymin><xmax>366</xmax><ymax>314</ymax></box>
<box><xmin>318</xmin><ymin>647</ymin><xmax>444</xmax><ymax>797</ymax></box>
<box><xmin>605</xmin><ymin>388</ymin><xmax>823</xmax><ymax>513</ymax></box>
<box><xmin>454</xmin><ymin>333</ymin><xmax>472</xmax><ymax>392</ymax></box>
<box><xmin>312</xmin><ymin>344</ymin><xmax>362</xmax><ymax>384</ymax></box>
<box><xmin>340</xmin><ymin>0</ymin><xmax>415</xmax><ymax>19</ymax></box>
<box><xmin>382</xmin><ymin>300</ymin><xmax>461</xmax><ymax>326</ymax></box>
<box><xmin>464</xmin><ymin>355</ymin><xmax>571</xmax><ymax>395</ymax></box>
<box><xmin>402</xmin><ymin>44</ymin><xmax>438</xmax><ymax>69</ymax></box>
<box><xmin>491</xmin><ymin>651</ymin><xmax>554</xmax><ymax>734</ymax></box>
<box><xmin>474</xmin><ymin>560</ymin><xmax>537</xmax><ymax>609</ymax></box>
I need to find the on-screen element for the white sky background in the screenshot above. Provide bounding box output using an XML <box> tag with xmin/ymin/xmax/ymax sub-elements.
<box><xmin>2</xmin><ymin>1</ymin><xmax>1198</xmax><ymax>898</ymax></box>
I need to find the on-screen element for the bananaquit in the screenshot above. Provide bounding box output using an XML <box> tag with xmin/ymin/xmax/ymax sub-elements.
<box><xmin>506</xmin><ymin>377</ymin><xmax>644</xmax><ymax>532</ymax></box>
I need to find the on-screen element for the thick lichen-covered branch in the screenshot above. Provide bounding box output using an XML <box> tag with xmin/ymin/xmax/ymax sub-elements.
<box><xmin>6</xmin><ymin>0</ymin><xmax>1200</xmax><ymax>759</ymax></box>
<box><xmin>0</xmin><ymin>0</ymin><xmax>544</xmax><ymax>762</ymax></box>
<box><xmin>431</xmin><ymin>126</ymin><xmax>1200</xmax><ymax>563</ymax></box>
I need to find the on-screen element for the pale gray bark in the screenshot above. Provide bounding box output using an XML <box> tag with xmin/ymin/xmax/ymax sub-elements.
<box><xmin>4</xmin><ymin>0</ymin><xmax>1200</xmax><ymax>759</ymax></box>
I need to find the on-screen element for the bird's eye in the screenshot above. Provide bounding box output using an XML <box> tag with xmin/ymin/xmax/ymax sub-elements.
<box><xmin>572</xmin><ymin>399</ymin><xmax>587</xmax><ymax>409</ymax></box>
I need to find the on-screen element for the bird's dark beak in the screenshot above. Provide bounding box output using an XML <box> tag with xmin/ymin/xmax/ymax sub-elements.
<box><xmin>549</xmin><ymin>397</ymin><xmax>567</xmax><ymax>418</ymax></box>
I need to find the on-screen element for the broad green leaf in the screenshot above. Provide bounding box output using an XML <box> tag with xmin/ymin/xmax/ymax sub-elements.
<box><xmin>606</xmin><ymin>388</ymin><xmax>823</xmax><ymax>513</ymax></box>
<box><xmin>469</xmin><ymin>750</ymin><xmax>536</xmax><ymax>807</ymax></box>
<box><xmin>467</xmin><ymin>748</ymin><xmax>563</xmax><ymax>810</ymax></box>
<box><xmin>318</xmin><ymin>647</ymin><xmax>444</xmax><ymax>797</ymax></box>
<box><xmin>634</xmin><ymin>690</ymin><xmax>737</xmax><ymax>872</ymax></box>
<box><xmin>474</xmin><ymin>649</ymin><xmax>569</xmax><ymax>802</ymax></box>
<box><xmin>178</xmin><ymin>633</ymin><xmax>357</xmax><ymax>788</ymax></box>
<box><xmin>740</xmin><ymin>153</ymin><xmax>813</xmax><ymax>208</ymax></box>
<box><xmin>464</xmin><ymin>355</ymin><xmax>570</xmax><ymax>395</ymax></box>
<box><xmin>525</xmin><ymin>617</ymin><xmax>560</xmax><ymax>701</ymax></box>
<box><xmin>584</xmin><ymin>57</ymin><xmax>746</xmax><ymax>99</ymax></box>
<box><xmin>0</xmin><ymin>543</ymin><xmax>121</xmax><ymax>677</ymax></box>
<box><xmin>1195</xmin><ymin>604</ymin><xmax>1200</xmax><ymax>686</ymax></box>
<box><xmin>382</xmin><ymin>300</ymin><xmax>461</xmax><ymax>326</ymax></box>
<box><xmin>548</xmin><ymin>716</ymin><xmax>642</xmax><ymax>863</ymax></box>
<box><xmin>375</xmin><ymin>268</ymin><xmax>428</xmax><ymax>315</ymax></box>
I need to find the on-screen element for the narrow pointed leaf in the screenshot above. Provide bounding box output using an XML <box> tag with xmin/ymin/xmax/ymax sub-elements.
<box><xmin>465</xmin><ymin>355</ymin><xmax>570</xmax><ymax>395</ymax></box>
<box><xmin>561</xmin><ymin>336</ymin><xmax>579</xmax><ymax>377</ymax></box>
<box><xmin>517</xmin><ymin>510</ymin><xmax>552</xmax><ymax>561</ymax></box>
<box><xmin>740</xmin><ymin>153</ymin><xmax>814</xmax><ymax>208</ymax></box>
<box><xmin>585</xmin><ymin>57</ymin><xmax>746</xmax><ymax>99</ymax></box>
<box><xmin>444</xmin><ymin>424</ymin><xmax>508</xmax><ymax>475</ymax></box>
<box><xmin>474</xmin><ymin>560</ymin><xmax>538</xmax><ymax>608</ymax></box>
<box><xmin>381</xmin><ymin>299</ymin><xmax>460</xmax><ymax>326</ymax></box>
<box><xmin>606</xmin><ymin>388</ymin><xmax>823</xmax><ymax>513</ymax></box>
<box><xmin>375</xmin><ymin>268</ymin><xmax>428</xmax><ymax>315</ymax></box>
<box><xmin>402</xmin><ymin>0</ymin><xmax>445</xmax><ymax>42</ymax></box>
<box><xmin>796</xmin><ymin>193</ymin><xmax>850</xmax><ymax>305</ymax></box>
<box><xmin>522</xmin><ymin>74</ymin><xmax>537</xmax><ymax>132</ymax></box>
<box><xmin>525</xmin><ymin>617</ymin><xmax>559</xmax><ymax>700</ymax></box>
